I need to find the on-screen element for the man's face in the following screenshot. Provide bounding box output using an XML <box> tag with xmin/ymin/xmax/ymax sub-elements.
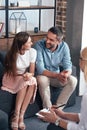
<box><xmin>46</xmin><ymin>31</ymin><xmax>60</xmax><ymax>50</ymax></box>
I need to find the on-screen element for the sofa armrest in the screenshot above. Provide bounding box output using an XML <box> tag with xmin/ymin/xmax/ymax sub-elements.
<box><xmin>0</xmin><ymin>62</ymin><xmax>4</xmax><ymax>86</ymax></box>
<box><xmin>0</xmin><ymin>51</ymin><xmax>6</xmax><ymax>86</ymax></box>
<box><xmin>0</xmin><ymin>110</ymin><xmax>8</xmax><ymax>130</ymax></box>
<box><xmin>72</xmin><ymin>65</ymin><xmax>77</xmax><ymax>77</ymax></box>
<box><xmin>66</xmin><ymin>65</ymin><xmax>77</xmax><ymax>107</ymax></box>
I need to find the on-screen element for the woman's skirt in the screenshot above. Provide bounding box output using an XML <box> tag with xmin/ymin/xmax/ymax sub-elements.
<box><xmin>1</xmin><ymin>73</ymin><xmax>37</xmax><ymax>103</ymax></box>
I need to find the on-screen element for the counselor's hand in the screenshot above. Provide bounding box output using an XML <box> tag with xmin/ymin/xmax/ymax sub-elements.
<box><xmin>38</xmin><ymin>109</ymin><xmax>59</xmax><ymax>123</ymax></box>
<box><xmin>51</xmin><ymin>105</ymin><xmax>65</xmax><ymax>118</ymax></box>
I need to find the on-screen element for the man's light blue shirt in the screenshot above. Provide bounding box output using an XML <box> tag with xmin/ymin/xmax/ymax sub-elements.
<box><xmin>34</xmin><ymin>39</ymin><xmax>72</xmax><ymax>75</ymax></box>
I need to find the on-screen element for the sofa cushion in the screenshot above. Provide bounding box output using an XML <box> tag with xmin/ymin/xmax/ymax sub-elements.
<box><xmin>0</xmin><ymin>90</ymin><xmax>16</xmax><ymax>115</ymax></box>
<box><xmin>24</xmin><ymin>90</ymin><xmax>42</xmax><ymax>118</ymax></box>
<box><xmin>0</xmin><ymin>89</ymin><xmax>42</xmax><ymax>118</ymax></box>
<box><xmin>24</xmin><ymin>102</ymin><xmax>41</xmax><ymax>119</ymax></box>
<box><xmin>50</xmin><ymin>85</ymin><xmax>76</xmax><ymax>108</ymax></box>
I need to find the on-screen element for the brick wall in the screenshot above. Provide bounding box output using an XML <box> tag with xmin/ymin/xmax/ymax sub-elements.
<box><xmin>56</xmin><ymin>0</ymin><xmax>67</xmax><ymax>39</ymax></box>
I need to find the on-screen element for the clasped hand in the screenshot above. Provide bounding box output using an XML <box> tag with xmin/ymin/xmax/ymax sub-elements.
<box><xmin>38</xmin><ymin>108</ymin><xmax>58</xmax><ymax>123</ymax></box>
<box><xmin>23</xmin><ymin>72</ymin><xmax>33</xmax><ymax>81</ymax></box>
<box><xmin>57</xmin><ymin>70</ymin><xmax>69</xmax><ymax>84</ymax></box>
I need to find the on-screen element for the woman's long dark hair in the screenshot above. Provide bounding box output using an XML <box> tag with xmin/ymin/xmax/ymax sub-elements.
<box><xmin>5</xmin><ymin>32</ymin><xmax>30</xmax><ymax>77</ymax></box>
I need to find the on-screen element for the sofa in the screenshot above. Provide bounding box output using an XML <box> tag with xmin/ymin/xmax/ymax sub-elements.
<box><xmin>0</xmin><ymin>51</ymin><xmax>77</xmax><ymax>130</ymax></box>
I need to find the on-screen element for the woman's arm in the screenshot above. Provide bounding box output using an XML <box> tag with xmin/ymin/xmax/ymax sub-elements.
<box><xmin>29</xmin><ymin>62</ymin><xmax>35</xmax><ymax>75</ymax></box>
<box><xmin>23</xmin><ymin>63</ymin><xmax>35</xmax><ymax>81</ymax></box>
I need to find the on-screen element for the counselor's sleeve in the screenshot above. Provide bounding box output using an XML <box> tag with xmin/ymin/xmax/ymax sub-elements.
<box><xmin>67</xmin><ymin>94</ymin><xmax>87</xmax><ymax>130</ymax></box>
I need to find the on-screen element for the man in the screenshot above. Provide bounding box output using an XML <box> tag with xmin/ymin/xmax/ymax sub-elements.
<box><xmin>34</xmin><ymin>26</ymin><xmax>77</xmax><ymax>109</ymax></box>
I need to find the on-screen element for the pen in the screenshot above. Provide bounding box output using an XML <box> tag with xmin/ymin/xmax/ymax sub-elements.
<box><xmin>54</xmin><ymin>104</ymin><xmax>66</xmax><ymax>109</ymax></box>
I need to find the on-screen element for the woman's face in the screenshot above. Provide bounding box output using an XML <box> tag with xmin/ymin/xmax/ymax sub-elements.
<box><xmin>19</xmin><ymin>36</ymin><xmax>33</xmax><ymax>55</ymax></box>
<box><xmin>79</xmin><ymin>57</ymin><xmax>85</xmax><ymax>72</ymax></box>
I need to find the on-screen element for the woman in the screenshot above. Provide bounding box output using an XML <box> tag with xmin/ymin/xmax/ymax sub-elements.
<box><xmin>1</xmin><ymin>32</ymin><xmax>37</xmax><ymax>130</ymax></box>
<box><xmin>39</xmin><ymin>47</ymin><xmax>87</xmax><ymax>130</ymax></box>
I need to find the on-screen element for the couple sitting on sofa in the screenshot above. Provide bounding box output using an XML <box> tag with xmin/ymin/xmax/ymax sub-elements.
<box><xmin>1</xmin><ymin>26</ymin><xmax>77</xmax><ymax>130</ymax></box>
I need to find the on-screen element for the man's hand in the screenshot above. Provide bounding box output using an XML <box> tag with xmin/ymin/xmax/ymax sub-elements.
<box><xmin>56</xmin><ymin>70</ymin><xmax>70</xmax><ymax>84</ymax></box>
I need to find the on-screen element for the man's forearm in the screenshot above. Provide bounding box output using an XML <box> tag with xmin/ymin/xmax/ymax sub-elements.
<box><xmin>42</xmin><ymin>70</ymin><xmax>58</xmax><ymax>78</ymax></box>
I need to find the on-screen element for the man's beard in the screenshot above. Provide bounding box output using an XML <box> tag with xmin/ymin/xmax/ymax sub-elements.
<box><xmin>47</xmin><ymin>44</ymin><xmax>55</xmax><ymax>49</ymax></box>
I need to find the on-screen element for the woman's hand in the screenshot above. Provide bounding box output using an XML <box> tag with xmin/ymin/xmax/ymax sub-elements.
<box><xmin>51</xmin><ymin>106</ymin><xmax>65</xmax><ymax>118</ymax></box>
<box><xmin>23</xmin><ymin>72</ymin><xmax>33</xmax><ymax>81</ymax></box>
<box><xmin>38</xmin><ymin>109</ymin><xmax>59</xmax><ymax>123</ymax></box>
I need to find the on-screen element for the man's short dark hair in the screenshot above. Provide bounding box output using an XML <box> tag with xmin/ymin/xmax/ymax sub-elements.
<box><xmin>48</xmin><ymin>26</ymin><xmax>63</xmax><ymax>40</ymax></box>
